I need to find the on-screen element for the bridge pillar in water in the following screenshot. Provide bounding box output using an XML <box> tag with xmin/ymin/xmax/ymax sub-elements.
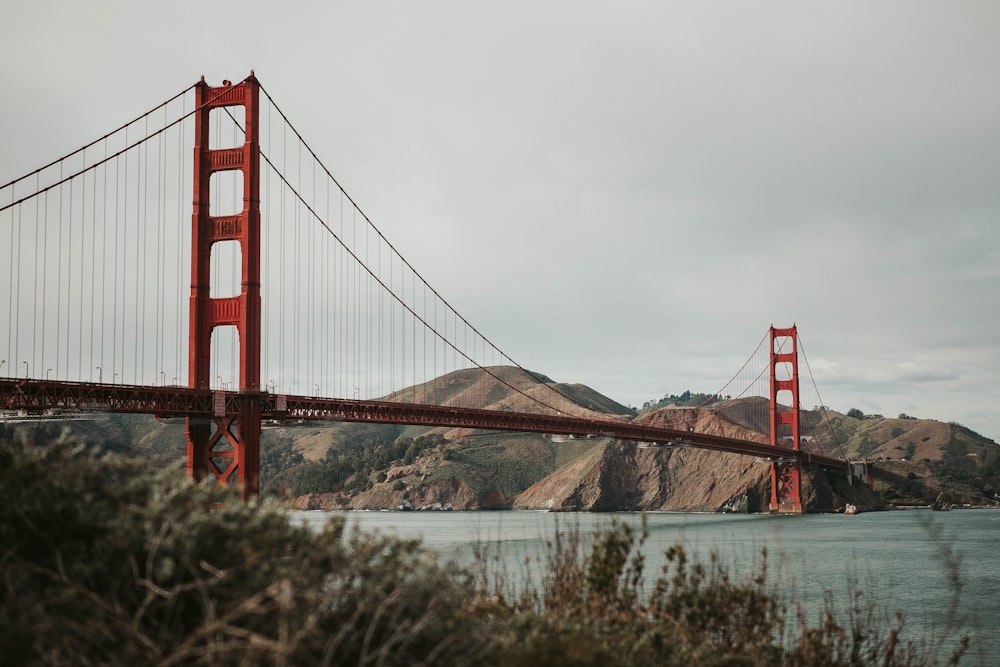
<box><xmin>769</xmin><ymin>325</ymin><xmax>803</xmax><ymax>513</ymax></box>
<box><xmin>186</xmin><ymin>74</ymin><xmax>262</xmax><ymax>500</ymax></box>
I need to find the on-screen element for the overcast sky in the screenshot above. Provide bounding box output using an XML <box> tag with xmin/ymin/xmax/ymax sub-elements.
<box><xmin>2</xmin><ymin>1</ymin><xmax>998</xmax><ymax>440</ymax></box>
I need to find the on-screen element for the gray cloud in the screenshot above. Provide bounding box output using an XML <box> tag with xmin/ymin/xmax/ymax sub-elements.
<box><xmin>2</xmin><ymin>1</ymin><xmax>997</xmax><ymax>439</ymax></box>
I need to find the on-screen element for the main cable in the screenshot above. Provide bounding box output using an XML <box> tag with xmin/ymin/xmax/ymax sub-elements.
<box><xmin>797</xmin><ymin>334</ymin><xmax>848</xmax><ymax>461</ymax></box>
<box><xmin>0</xmin><ymin>84</ymin><xmax>195</xmax><ymax>193</ymax></box>
<box><xmin>257</xmin><ymin>81</ymin><xmax>619</xmax><ymax>419</ymax></box>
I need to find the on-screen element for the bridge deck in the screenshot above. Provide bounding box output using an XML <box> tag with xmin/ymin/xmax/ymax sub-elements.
<box><xmin>0</xmin><ymin>379</ymin><xmax>849</xmax><ymax>471</ymax></box>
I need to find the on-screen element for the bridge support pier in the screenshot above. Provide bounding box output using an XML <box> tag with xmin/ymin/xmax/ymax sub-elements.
<box><xmin>769</xmin><ymin>325</ymin><xmax>803</xmax><ymax>514</ymax></box>
<box><xmin>770</xmin><ymin>460</ymin><xmax>803</xmax><ymax>514</ymax></box>
<box><xmin>186</xmin><ymin>74</ymin><xmax>262</xmax><ymax>499</ymax></box>
<box><xmin>185</xmin><ymin>405</ymin><xmax>260</xmax><ymax>501</ymax></box>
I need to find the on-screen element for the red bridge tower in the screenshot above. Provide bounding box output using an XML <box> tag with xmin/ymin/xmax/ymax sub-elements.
<box><xmin>186</xmin><ymin>75</ymin><xmax>262</xmax><ymax>500</ymax></box>
<box><xmin>769</xmin><ymin>325</ymin><xmax>803</xmax><ymax>513</ymax></box>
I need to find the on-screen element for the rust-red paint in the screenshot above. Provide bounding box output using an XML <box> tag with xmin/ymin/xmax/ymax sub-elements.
<box><xmin>187</xmin><ymin>74</ymin><xmax>261</xmax><ymax>500</ymax></box>
<box><xmin>769</xmin><ymin>325</ymin><xmax>803</xmax><ymax>513</ymax></box>
<box><xmin>1</xmin><ymin>378</ymin><xmax>849</xmax><ymax>474</ymax></box>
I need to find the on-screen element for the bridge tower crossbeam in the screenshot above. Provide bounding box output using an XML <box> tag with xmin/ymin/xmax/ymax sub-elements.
<box><xmin>185</xmin><ymin>74</ymin><xmax>262</xmax><ymax>500</ymax></box>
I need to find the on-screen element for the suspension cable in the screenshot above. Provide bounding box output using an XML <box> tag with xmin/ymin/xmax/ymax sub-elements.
<box><xmin>256</xmin><ymin>81</ymin><xmax>619</xmax><ymax>418</ymax></box>
<box><xmin>0</xmin><ymin>82</ymin><xmax>245</xmax><ymax>215</ymax></box>
<box><xmin>0</xmin><ymin>85</ymin><xmax>196</xmax><ymax>193</ymax></box>
<box><xmin>797</xmin><ymin>334</ymin><xmax>848</xmax><ymax>460</ymax></box>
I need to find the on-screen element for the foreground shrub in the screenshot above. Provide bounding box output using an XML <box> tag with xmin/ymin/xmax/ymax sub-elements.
<box><xmin>0</xmin><ymin>432</ymin><xmax>480</xmax><ymax>666</ymax></box>
<box><xmin>473</xmin><ymin>516</ymin><xmax>967</xmax><ymax>667</ymax></box>
<box><xmin>0</xmin><ymin>430</ymin><xmax>967</xmax><ymax>666</ymax></box>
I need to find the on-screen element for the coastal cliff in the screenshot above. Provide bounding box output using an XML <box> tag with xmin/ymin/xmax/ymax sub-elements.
<box><xmin>321</xmin><ymin>436</ymin><xmax>878</xmax><ymax>513</ymax></box>
<box><xmin>290</xmin><ymin>402</ymin><xmax>883</xmax><ymax>513</ymax></box>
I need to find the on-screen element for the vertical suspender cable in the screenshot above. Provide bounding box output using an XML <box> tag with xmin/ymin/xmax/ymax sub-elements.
<box><xmin>101</xmin><ymin>145</ymin><xmax>108</xmax><ymax>378</ymax></box>
<box><xmin>176</xmin><ymin>98</ymin><xmax>183</xmax><ymax>384</ymax></box>
<box><xmin>325</xmin><ymin>172</ymin><xmax>330</xmax><ymax>394</ymax></box>
<box><xmin>6</xmin><ymin>198</ymin><xmax>12</xmax><ymax>368</ymax></box>
<box><xmin>422</xmin><ymin>279</ymin><xmax>426</xmax><ymax>398</ymax></box>
<box><xmin>366</xmin><ymin>210</ymin><xmax>371</xmax><ymax>398</ymax></box>
<box><xmin>77</xmin><ymin>151</ymin><xmax>85</xmax><ymax>380</ymax></box>
<box><xmin>11</xmin><ymin>202</ymin><xmax>20</xmax><ymax>370</ymax></box>
<box><xmin>381</xmin><ymin>240</ymin><xmax>385</xmax><ymax>398</ymax></box>
<box><xmin>308</xmin><ymin>153</ymin><xmax>314</xmax><ymax>392</ymax></box>
<box><xmin>388</xmin><ymin>242</ymin><xmax>393</xmax><ymax>397</ymax></box>
<box><xmin>66</xmin><ymin>157</ymin><xmax>79</xmax><ymax>380</ymax></box>
<box><xmin>434</xmin><ymin>293</ymin><xmax>438</xmax><ymax>404</ymax></box>
<box><xmin>118</xmin><ymin>132</ymin><xmax>126</xmax><ymax>380</ymax></box>
<box><xmin>68</xmin><ymin>162</ymin><xmax>76</xmax><ymax>379</ymax></box>
<box><xmin>36</xmin><ymin>183</ymin><xmax>49</xmax><ymax>377</ymax></box>
<box><xmin>411</xmin><ymin>264</ymin><xmax>416</xmax><ymax>401</ymax></box>
<box><xmin>341</xmin><ymin>195</ymin><xmax>346</xmax><ymax>397</ymax></box>
<box><xmin>279</xmin><ymin>121</ymin><xmax>285</xmax><ymax>391</ymax></box>
<box><xmin>56</xmin><ymin>164</ymin><xmax>64</xmax><ymax>377</ymax></box>
<box><xmin>337</xmin><ymin>193</ymin><xmax>343</xmax><ymax>397</ymax></box>
<box><xmin>155</xmin><ymin>108</ymin><xmax>164</xmax><ymax>382</ymax></box>
<box><xmin>294</xmin><ymin>139</ymin><xmax>301</xmax><ymax>392</ymax></box>
<box><xmin>138</xmin><ymin>119</ymin><xmax>146</xmax><ymax>383</ymax></box>
<box><xmin>264</xmin><ymin>101</ymin><xmax>270</xmax><ymax>388</ymax></box>
<box><xmin>356</xmin><ymin>205</ymin><xmax>361</xmax><ymax>396</ymax></box>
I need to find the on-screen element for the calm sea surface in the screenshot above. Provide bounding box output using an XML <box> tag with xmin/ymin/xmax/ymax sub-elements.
<box><xmin>294</xmin><ymin>509</ymin><xmax>999</xmax><ymax>665</ymax></box>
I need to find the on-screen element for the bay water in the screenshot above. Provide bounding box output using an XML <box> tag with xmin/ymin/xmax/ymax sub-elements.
<box><xmin>295</xmin><ymin>509</ymin><xmax>999</xmax><ymax>664</ymax></box>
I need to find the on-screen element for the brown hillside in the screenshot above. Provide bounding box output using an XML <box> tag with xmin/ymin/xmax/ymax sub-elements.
<box><xmin>382</xmin><ymin>366</ymin><xmax>627</xmax><ymax>417</ymax></box>
<box><xmin>5</xmin><ymin>375</ymin><xmax>995</xmax><ymax>511</ymax></box>
<box><xmin>510</xmin><ymin>400</ymin><xmax>882</xmax><ymax>512</ymax></box>
<box><xmin>634</xmin><ymin>402</ymin><xmax>768</xmax><ymax>444</ymax></box>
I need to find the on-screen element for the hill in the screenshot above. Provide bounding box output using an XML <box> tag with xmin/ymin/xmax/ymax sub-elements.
<box><xmin>808</xmin><ymin>410</ymin><xmax>1000</xmax><ymax>507</ymax></box>
<box><xmin>3</xmin><ymin>368</ymin><xmax>997</xmax><ymax>511</ymax></box>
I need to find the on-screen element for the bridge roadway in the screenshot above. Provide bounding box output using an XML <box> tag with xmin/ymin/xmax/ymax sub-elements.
<box><xmin>0</xmin><ymin>379</ymin><xmax>849</xmax><ymax>471</ymax></box>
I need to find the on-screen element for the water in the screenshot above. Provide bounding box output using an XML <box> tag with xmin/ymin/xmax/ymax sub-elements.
<box><xmin>295</xmin><ymin>509</ymin><xmax>1000</xmax><ymax>665</ymax></box>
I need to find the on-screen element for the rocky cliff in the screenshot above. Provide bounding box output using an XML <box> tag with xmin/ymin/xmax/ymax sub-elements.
<box><xmin>512</xmin><ymin>440</ymin><xmax>880</xmax><ymax>513</ymax></box>
<box><xmin>290</xmin><ymin>398</ymin><xmax>884</xmax><ymax>512</ymax></box>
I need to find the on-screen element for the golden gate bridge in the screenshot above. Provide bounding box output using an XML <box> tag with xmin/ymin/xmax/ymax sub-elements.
<box><xmin>0</xmin><ymin>73</ymin><xmax>861</xmax><ymax>512</ymax></box>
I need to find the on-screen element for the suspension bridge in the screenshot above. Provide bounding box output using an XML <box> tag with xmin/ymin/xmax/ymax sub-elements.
<box><xmin>0</xmin><ymin>73</ymin><xmax>860</xmax><ymax>513</ymax></box>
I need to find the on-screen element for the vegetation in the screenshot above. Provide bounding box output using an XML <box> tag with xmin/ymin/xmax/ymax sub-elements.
<box><xmin>0</xmin><ymin>429</ymin><xmax>479</xmax><ymax>666</ymax></box>
<box><xmin>475</xmin><ymin>517</ymin><xmax>967</xmax><ymax>667</ymax></box>
<box><xmin>259</xmin><ymin>432</ymin><xmax>305</xmax><ymax>486</ymax></box>
<box><xmin>822</xmin><ymin>415</ymin><xmax>1000</xmax><ymax>507</ymax></box>
<box><xmin>932</xmin><ymin>426</ymin><xmax>1000</xmax><ymax>502</ymax></box>
<box><xmin>0</xmin><ymin>430</ymin><xmax>969</xmax><ymax>666</ymax></box>
<box><xmin>435</xmin><ymin>434</ymin><xmax>555</xmax><ymax>499</ymax></box>
<box><xmin>641</xmin><ymin>390</ymin><xmax>728</xmax><ymax>412</ymax></box>
<box><xmin>262</xmin><ymin>433</ymin><xmax>446</xmax><ymax>498</ymax></box>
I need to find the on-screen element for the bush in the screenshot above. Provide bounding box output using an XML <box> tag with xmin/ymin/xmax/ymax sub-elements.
<box><xmin>474</xmin><ymin>517</ymin><xmax>967</xmax><ymax>666</ymax></box>
<box><xmin>0</xmin><ymin>431</ymin><xmax>480</xmax><ymax>666</ymax></box>
<box><xmin>0</xmin><ymin>430</ymin><xmax>967</xmax><ymax>666</ymax></box>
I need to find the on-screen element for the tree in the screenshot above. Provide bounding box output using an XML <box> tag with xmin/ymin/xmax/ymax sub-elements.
<box><xmin>847</xmin><ymin>408</ymin><xmax>865</xmax><ymax>419</ymax></box>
